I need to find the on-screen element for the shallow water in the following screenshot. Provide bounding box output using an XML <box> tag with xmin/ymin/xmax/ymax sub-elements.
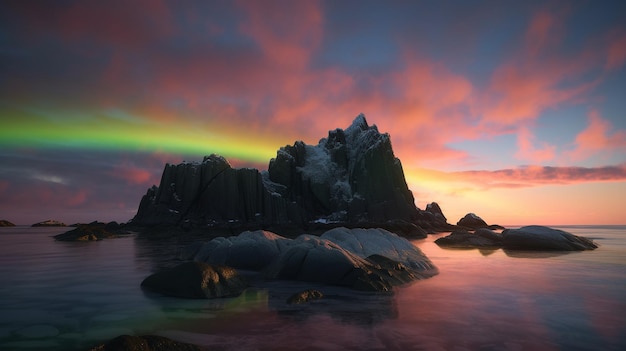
<box><xmin>0</xmin><ymin>226</ymin><xmax>624</xmax><ymax>350</ymax></box>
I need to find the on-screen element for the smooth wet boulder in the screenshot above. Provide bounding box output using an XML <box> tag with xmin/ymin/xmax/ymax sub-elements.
<box><xmin>264</xmin><ymin>232</ymin><xmax>437</xmax><ymax>291</ymax></box>
<box><xmin>320</xmin><ymin>227</ymin><xmax>436</xmax><ymax>271</ymax></box>
<box><xmin>190</xmin><ymin>227</ymin><xmax>437</xmax><ymax>291</ymax></box>
<box><xmin>141</xmin><ymin>262</ymin><xmax>248</xmax><ymax>299</ymax></box>
<box><xmin>435</xmin><ymin>229</ymin><xmax>502</xmax><ymax>248</ymax></box>
<box><xmin>88</xmin><ymin>334</ymin><xmax>206</xmax><ymax>351</ymax></box>
<box><xmin>190</xmin><ymin>230</ymin><xmax>291</xmax><ymax>270</ymax></box>
<box><xmin>502</xmin><ymin>226</ymin><xmax>598</xmax><ymax>251</ymax></box>
<box><xmin>0</xmin><ymin>219</ymin><xmax>15</xmax><ymax>227</ymax></box>
<box><xmin>456</xmin><ymin>213</ymin><xmax>488</xmax><ymax>229</ymax></box>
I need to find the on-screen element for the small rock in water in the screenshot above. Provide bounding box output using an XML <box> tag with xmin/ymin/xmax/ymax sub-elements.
<box><xmin>287</xmin><ymin>289</ymin><xmax>324</xmax><ymax>304</ymax></box>
<box><xmin>502</xmin><ymin>225</ymin><xmax>597</xmax><ymax>251</ymax></box>
<box><xmin>141</xmin><ymin>261</ymin><xmax>248</xmax><ymax>299</ymax></box>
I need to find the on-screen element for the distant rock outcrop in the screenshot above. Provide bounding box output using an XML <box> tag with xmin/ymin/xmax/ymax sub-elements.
<box><xmin>53</xmin><ymin>221</ymin><xmax>128</xmax><ymax>241</ymax></box>
<box><xmin>502</xmin><ymin>226</ymin><xmax>598</xmax><ymax>251</ymax></box>
<box><xmin>186</xmin><ymin>227</ymin><xmax>438</xmax><ymax>291</ymax></box>
<box><xmin>456</xmin><ymin>213</ymin><xmax>488</xmax><ymax>229</ymax></box>
<box><xmin>132</xmin><ymin>115</ymin><xmax>452</xmax><ymax>237</ymax></box>
<box><xmin>32</xmin><ymin>219</ymin><xmax>66</xmax><ymax>227</ymax></box>
<box><xmin>436</xmin><ymin>225</ymin><xmax>597</xmax><ymax>251</ymax></box>
<box><xmin>0</xmin><ymin>219</ymin><xmax>15</xmax><ymax>227</ymax></box>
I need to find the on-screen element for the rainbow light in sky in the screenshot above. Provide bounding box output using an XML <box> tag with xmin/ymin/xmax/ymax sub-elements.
<box><xmin>0</xmin><ymin>107</ymin><xmax>282</xmax><ymax>163</ymax></box>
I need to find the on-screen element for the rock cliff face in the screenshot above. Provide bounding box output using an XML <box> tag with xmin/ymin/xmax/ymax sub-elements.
<box><xmin>132</xmin><ymin>115</ymin><xmax>451</xmax><ymax>235</ymax></box>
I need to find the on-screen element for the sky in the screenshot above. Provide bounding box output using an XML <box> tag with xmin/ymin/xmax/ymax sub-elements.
<box><xmin>1</xmin><ymin>0</ymin><xmax>625</xmax><ymax>226</ymax></box>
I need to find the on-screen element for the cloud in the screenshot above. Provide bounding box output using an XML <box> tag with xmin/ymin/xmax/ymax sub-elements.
<box><xmin>514</xmin><ymin>127</ymin><xmax>556</xmax><ymax>163</ymax></box>
<box><xmin>566</xmin><ymin>110</ymin><xmax>626</xmax><ymax>161</ymax></box>
<box><xmin>451</xmin><ymin>164</ymin><xmax>626</xmax><ymax>189</ymax></box>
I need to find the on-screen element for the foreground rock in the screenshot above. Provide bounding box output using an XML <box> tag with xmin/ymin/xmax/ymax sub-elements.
<box><xmin>141</xmin><ymin>262</ymin><xmax>248</xmax><ymax>299</ymax></box>
<box><xmin>89</xmin><ymin>334</ymin><xmax>206</xmax><ymax>351</ymax></box>
<box><xmin>502</xmin><ymin>226</ymin><xmax>598</xmax><ymax>251</ymax></box>
<box><xmin>54</xmin><ymin>221</ymin><xmax>129</xmax><ymax>241</ymax></box>
<box><xmin>132</xmin><ymin>115</ymin><xmax>452</xmax><ymax>237</ymax></box>
<box><xmin>0</xmin><ymin>219</ymin><xmax>15</xmax><ymax>227</ymax></box>
<box><xmin>187</xmin><ymin>227</ymin><xmax>438</xmax><ymax>291</ymax></box>
<box><xmin>436</xmin><ymin>225</ymin><xmax>597</xmax><ymax>251</ymax></box>
<box><xmin>32</xmin><ymin>219</ymin><xmax>66</xmax><ymax>227</ymax></box>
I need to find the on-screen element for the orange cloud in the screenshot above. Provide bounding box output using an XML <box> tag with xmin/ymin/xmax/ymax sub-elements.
<box><xmin>567</xmin><ymin>110</ymin><xmax>626</xmax><ymax>161</ymax></box>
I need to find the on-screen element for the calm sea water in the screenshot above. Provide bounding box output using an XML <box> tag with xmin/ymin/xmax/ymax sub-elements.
<box><xmin>0</xmin><ymin>226</ymin><xmax>624</xmax><ymax>350</ymax></box>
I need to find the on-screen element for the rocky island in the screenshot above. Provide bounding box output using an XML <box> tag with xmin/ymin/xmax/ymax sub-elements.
<box><xmin>132</xmin><ymin>115</ymin><xmax>453</xmax><ymax>238</ymax></box>
<box><xmin>0</xmin><ymin>219</ymin><xmax>15</xmax><ymax>227</ymax></box>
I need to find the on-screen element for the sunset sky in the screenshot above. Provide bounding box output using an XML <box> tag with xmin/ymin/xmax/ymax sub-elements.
<box><xmin>1</xmin><ymin>0</ymin><xmax>625</xmax><ymax>226</ymax></box>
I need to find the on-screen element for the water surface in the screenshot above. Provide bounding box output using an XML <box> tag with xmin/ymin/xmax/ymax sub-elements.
<box><xmin>0</xmin><ymin>226</ymin><xmax>624</xmax><ymax>350</ymax></box>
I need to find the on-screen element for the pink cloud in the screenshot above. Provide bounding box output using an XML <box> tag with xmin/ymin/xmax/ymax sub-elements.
<box><xmin>605</xmin><ymin>31</ymin><xmax>626</xmax><ymax>71</ymax></box>
<box><xmin>479</xmin><ymin>9</ymin><xmax>600</xmax><ymax>125</ymax></box>
<box><xmin>452</xmin><ymin>164</ymin><xmax>626</xmax><ymax>189</ymax></box>
<box><xmin>566</xmin><ymin>110</ymin><xmax>626</xmax><ymax>161</ymax></box>
<box><xmin>67</xmin><ymin>190</ymin><xmax>88</xmax><ymax>206</ymax></box>
<box><xmin>514</xmin><ymin>127</ymin><xmax>556</xmax><ymax>163</ymax></box>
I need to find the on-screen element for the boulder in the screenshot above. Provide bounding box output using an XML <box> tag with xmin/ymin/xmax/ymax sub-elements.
<box><xmin>0</xmin><ymin>219</ymin><xmax>15</xmax><ymax>227</ymax></box>
<box><xmin>189</xmin><ymin>228</ymin><xmax>438</xmax><ymax>291</ymax></box>
<box><xmin>190</xmin><ymin>230</ymin><xmax>291</xmax><ymax>270</ymax></box>
<box><xmin>88</xmin><ymin>334</ymin><xmax>206</xmax><ymax>351</ymax></box>
<box><xmin>435</xmin><ymin>230</ymin><xmax>501</xmax><ymax>249</ymax></box>
<box><xmin>456</xmin><ymin>213</ymin><xmax>488</xmax><ymax>229</ymax></box>
<box><xmin>131</xmin><ymin>115</ymin><xmax>454</xmax><ymax>237</ymax></box>
<box><xmin>141</xmin><ymin>262</ymin><xmax>248</xmax><ymax>299</ymax></box>
<box><xmin>32</xmin><ymin>219</ymin><xmax>66</xmax><ymax>227</ymax></box>
<box><xmin>502</xmin><ymin>226</ymin><xmax>598</xmax><ymax>251</ymax></box>
<box><xmin>286</xmin><ymin>289</ymin><xmax>324</xmax><ymax>304</ymax></box>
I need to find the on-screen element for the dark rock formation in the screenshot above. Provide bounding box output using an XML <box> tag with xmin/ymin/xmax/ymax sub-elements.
<box><xmin>286</xmin><ymin>289</ymin><xmax>324</xmax><ymax>304</ymax></box>
<box><xmin>187</xmin><ymin>227</ymin><xmax>438</xmax><ymax>291</ymax></box>
<box><xmin>425</xmin><ymin>202</ymin><xmax>446</xmax><ymax>222</ymax></box>
<box><xmin>141</xmin><ymin>262</ymin><xmax>248</xmax><ymax>299</ymax></box>
<box><xmin>54</xmin><ymin>221</ymin><xmax>129</xmax><ymax>241</ymax></box>
<box><xmin>436</xmin><ymin>226</ymin><xmax>597</xmax><ymax>251</ymax></box>
<box><xmin>0</xmin><ymin>219</ymin><xmax>15</xmax><ymax>227</ymax></box>
<box><xmin>502</xmin><ymin>226</ymin><xmax>598</xmax><ymax>251</ymax></box>
<box><xmin>132</xmin><ymin>115</ymin><xmax>452</xmax><ymax>237</ymax></box>
<box><xmin>88</xmin><ymin>334</ymin><xmax>206</xmax><ymax>351</ymax></box>
<box><xmin>435</xmin><ymin>229</ymin><xmax>502</xmax><ymax>248</ymax></box>
<box><xmin>32</xmin><ymin>219</ymin><xmax>66</xmax><ymax>227</ymax></box>
<box><xmin>456</xmin><ymin>213</ymin><xmax>488</xmax><ymax>229</ymax></box>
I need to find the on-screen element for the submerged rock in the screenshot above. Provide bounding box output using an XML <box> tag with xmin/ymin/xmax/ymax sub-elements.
<box><xmin>141</xmin><ymin>262</ymin><xmax>248</xmax><ymax>299</ymax></box>
<box><xmin>88</xmin><ymin>334</ymin><xmax>206</xmax><ymax>351</ymax></box>
<box><xmin>287</xmin><ymin>289</ymin><xmax>324</xmax><ymax>304</ymax></box>
<box><xmin>502</xmin><ymin>226</ymin><xmax>598</xmax><ymax>251</ymax></box>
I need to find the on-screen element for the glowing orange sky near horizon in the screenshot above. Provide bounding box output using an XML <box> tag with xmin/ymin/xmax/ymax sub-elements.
<box><xmin>0</xmin><ymin>0</ymin><xmax>625</xmax><ymax>225</ymax></box>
